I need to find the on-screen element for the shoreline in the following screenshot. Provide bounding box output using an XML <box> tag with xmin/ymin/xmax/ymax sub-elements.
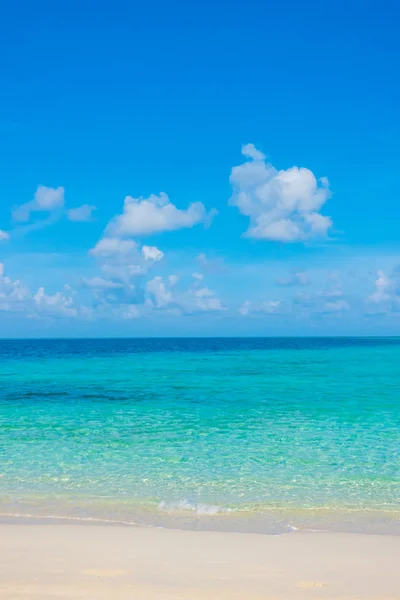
<box><xmin>1</xmin><ymin>498</ymin><xmax>400</xmax><ymax>536</ymax></box>
<box><xmin>0</xmin><ymin>523</ymin><xmax>399</xmax><ymax>599</ymax></box>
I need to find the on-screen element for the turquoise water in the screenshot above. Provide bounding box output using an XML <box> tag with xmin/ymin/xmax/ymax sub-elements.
<box><xmin>0</xmin><ymin>338</ymin><xmax>399</xmax><ymax>533</ymax></box>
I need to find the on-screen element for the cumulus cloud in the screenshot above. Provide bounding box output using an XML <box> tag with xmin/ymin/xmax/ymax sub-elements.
<box><xmin>81</xmin><ymin>277</ymin><xmax>124</xmax><ymax>290</ymax></box>
<box><xmin>186</xmin><ymin>275</ymin><xmax>225</xmax><ymax>313</ymax></box>
<box><xmin>113</xmin><ymin>304</ymin><xmax>140</xmax><ymax>320</ymax></box>
<box><xmin>368</xmin><ymin>270</ymin><xmax>392</xmax><ymax>304</ymax></box>
<box><xmin>192</xmin><ymin>272</ymin><xmax>204</xmax><ymax>281</ymax></box>
<box><xmin>0</xmin><ymin>261</ymin><xmax>147</xmax><ymax>322</ymax></box>
<box><xmin>364</xmin><ymin>269</ymin><xmax>400</xmax><ymax>316</ymax></box>
<box><xmin>241</xmin><ymin>143</ymin><xmax>266</xmax><ymax>161</ymax></box>
<box><xmin>321</xmin><ymin>299</ymin><xmax>349</xmax><ymax>313</ymax></box>
<box><xmin>12</xmin><ymin>185</ymin><xmax>65</xmax><ymax>222</ymax></box>
<box><xmin>194</xmin><ymin>296</ymin><xmax>224</xmax><ymax>312</ymax></box>
<box><xmin>230</xmin><ymin>145</ymin><xmax>332</xmax><ymax>242</ymax></box>
<box><xmin>67</xmin><ymin>204</ymin><xmax>97</xmax><ymax>222</ymax></box>
<box><xmin>293</xmin><ymin>287</ymin><xmax>349</xmax><ymax>315</ymax></box>
<box><xmin>101</xmin><ymin>263</ymin><xmax>147</xmax><ymax>282</ymax></box>
<box><xmin>238</xmin><ymin>300</ymin><xmax>252</xmax><ymax>316</ymax></box>
<box><xmin>0</xmin><ymin>230</ymin><xmax>9</xmax><ymax>242</ymax></box>
<box><xmin>87</xmin><ymin>189</ymin><xmax>213</xmax><ymax>305</ymax></box>
<box><xmin>142</xmin><ymin>245</ymin><xmax>164</xmax><ymax>262</ymax></box>
<box><xmin>168</xmin><ymin>275</ymin><xmax>179</xmax><ymax>287</ymax></box>
<box><xmin>276</xmin><ymin>271</ymin><xmax>311</xmax><ymax>287</ymax></box>
<box><xmin>93</xmin><ymin>269</ymin><xmax>187</xmax><ymax>314</ymax></box>
<box><xmin>0</xmin><ymin>263</ymin><xmax>30</xmax><ymax>311</ymax></box>
<box><xmin>0</xmin><ymin>263</ymin><xmax>89</xmax><ymax>319</ymax></box>
<box><xmin>90</xmin><ymin>237</ymin><xmax>138</xmax><ymax>258</ymax></box>
<box><xmin>190</xmin><ymin>285</ymin><xmax>224</xmax><ymax>312</ymax></box>
<box><xmin>88</xmin><ymin>233</ymin><xmax>166</xmax><ymax>312</ymax></box>
<box><xmin>33</xmin><ymin>287</ymin><xmax>78</xmax><ymax>318</ymax></box>
<box><xmin>146</xmin><ymin>276</ymin><xmax>172</xmax><ymax>309</ymax></box>
<box><xmin>145</xmin><ymin>274</ymin><xmax>225</xmax><ymax>314</ymax></box>
<box><xmin>262</xmin><ymin>300</ymin><xmax>282</xmax><ymax>313</ymax></box>
<box><xmin>107</xmin><ymin>193</ymin><xmax>214</xmax><ymax>237</ymax></box>
<box><xmin>87</xmin><ymin>239</ymin><xmax>143</xmax><ymax>303</ymax></box>
<box><xmin>89</xmin><ymin>237</ymin><xmax>161</xmax><ymax>293</ymax></box>
<box><xmin>239</xmin><ymin>299</ymin><xmax>281</xmax><ymax>316</ymax></box>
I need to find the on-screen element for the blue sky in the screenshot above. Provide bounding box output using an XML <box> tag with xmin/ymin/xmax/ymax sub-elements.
<box><xmin>1</xmin><ymin>0</ymin><xmax>400</xmax><ymax>337</ymax></box>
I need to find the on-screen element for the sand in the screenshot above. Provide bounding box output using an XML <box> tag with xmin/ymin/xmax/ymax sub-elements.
<box><xmin>0</xmin><ymin>523</ymin><xmax>399</xmax><ymax>599</ymax></box>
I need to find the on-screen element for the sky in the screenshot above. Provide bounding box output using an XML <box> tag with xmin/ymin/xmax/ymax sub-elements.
<box><xmin>1</xmin><ymin>0</ymin><xmax>400</xmax><ymax>337</ymax></box>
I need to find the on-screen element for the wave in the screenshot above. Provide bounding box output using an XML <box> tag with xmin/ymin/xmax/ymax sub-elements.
<box><xmin>0</xmin><ymin>511</ymin><xmax>139</xmax><ymax>526</ymax></box>
<box><xmin>158</xmin><ymin>499</ymin><xmax>229</xmax><ymax>515</ymax></box>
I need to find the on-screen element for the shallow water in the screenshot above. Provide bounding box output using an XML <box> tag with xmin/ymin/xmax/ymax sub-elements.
<box><xmin>1</xmin><ymin>338</ymin><xmax>399</xmax><ymax>533</ymax></box>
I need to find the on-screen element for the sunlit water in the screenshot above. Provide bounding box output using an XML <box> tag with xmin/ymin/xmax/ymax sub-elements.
<box><xmin>0</xmin><ymin>338</ymin><xmax>399</xmax><ymax>533</ymax></box>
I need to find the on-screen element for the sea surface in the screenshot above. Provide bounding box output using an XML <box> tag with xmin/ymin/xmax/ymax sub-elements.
<box><xmin>0</xmin><ymin>337</ymin><xmax>399</xmax><ymax>534</ymax></box>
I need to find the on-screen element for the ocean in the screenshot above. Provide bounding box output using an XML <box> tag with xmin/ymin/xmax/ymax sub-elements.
<box><xmin>0</xmin><ymin>337</ymin><xmax>399</xmax><ymax>534</ymax></box>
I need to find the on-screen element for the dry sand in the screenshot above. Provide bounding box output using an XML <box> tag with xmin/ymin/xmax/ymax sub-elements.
<box><xmin>0</xmin><ymin>523</ymin><xmax>399</xmax><ymax>599</ymax></box>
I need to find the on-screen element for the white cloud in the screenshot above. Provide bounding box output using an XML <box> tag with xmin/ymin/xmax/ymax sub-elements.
<box><xmin>30</xmin><ymin>186</ymin><xmax>64</xmax><ymax>210</ymax></box>
<box><xmin>102</xmin><ymin>263</ymin><xmax>147</xmax><ymax>282</ymax></box>
<box><xmin>368</xmin><ymin>270</ymin><xmax>392</xmax><ymax>303</ymax></box>
<box><xmin>239</xmin><ymin>300</ymin><xmax>251</xmax><ymax>316</ymax></box>
<box><xmin>262</xmin><ymin>300</ymin><xmax>281</xmax><ymax>313</ymax></box>
<box><xmin>168</xmin><ymin>275</ymin><xmax>179</xmax><ymax>287</ymax></box>
<box><xmin>364</xmin><ymin>269</ymin><xmax>400</xmax><ymax>316</ymax></box>
<box><xmin>322</xmin><ymin>299</ymin><xmax>349</xmax><ymax>313</ymax></box>
<box><xmin>67</xmin><ymin>204</ymin><xmax>97</xmax><ymax>222</ymax></box>
<box><xmin>144</xmin><ymin>274</ymin><xmax>225</xmax><ymax>314</ymax></box>
<box><xmin>142</xmin><ymin>245</ymin><xmax>164</xmax><ymax>262</ymax></box>
<box><xmin>186</xmin><ymin>276</ymin><xmax>225</xmax><ymax>313</ymax></box>
<box><xmin>33</xmin><ymin>287</ymin><xmax>78</xmax><ymax>318</ymax></box>
<box><xmin>293</xmin><ymin>287</ymin><xmax>349</xmax><ymax>315</ymax></box>
<box><xmin>90</xmin><ymin>237</ymin><xmax>138</xmax><ymax>258</ymax></box>
<box><xmin>12</xmin><ymin>185</ymin><xmax>65</xmax><ymax>222</ymax></box>
<box><xmin>0</xmin><ymin>263</ymin><xmax>86</xmax><ymax>319</ymax></box>
<box><xmin>81</xmin><ymin>277</ymin><xmax>124</xmax><ymax>290</ymax></box>
<box><xmin>0</xmin><ymin>263</ymin><xmax>124</xmax><ymax>321</ymax></box>
<box><xmin>194</xmin><ymin>295</ymin><xmax>224</xmax><ymax>312</ymax></box>
<box><xmin>0</xmin><ymin>264</ymin><xmax>30</xmax><ymax>310</ymax></box>
<box><xmin>241</xmin><ymin>143</ymin><xmax>266</xmax><ymax>161</ymax></box>
<box><xmin>239</xmin><ymin>299</ymin><xmax>281</xmax><ymax>316</ymax></box>
<box><xmin>276</xmin><ymin>271</ymin><xmax>311</xmax><ymax>287</ymax></box>
<box><xmin>114</xmin><ymin>304</ymin><xmax>140</xmax><ymax>319</ymax></box>
<box><xmin>193</xmin><ymin>285</ymin><xmax>213</xmax><ymax>298</ymax></box>
<box><xmin>0</xmin><ymin>230</ymin><xmax>9</xmax><ymax>242</ymax></box>
<box><xmin>87</xmin><ymin>238</ymin><xmax>143</xmax><ymax>302</ymax></box>
<box><xmin>90</xmin><ymin>239</ymin><xmax>164</xmax><ymax>278</ymax></box>
<box><xmin>89</xmin><ymin>237</ymin><xmax>161</xmax><ymax>294</ymax></box>
<box><xmin>188</xmin><ymin>283</ymin><xmax>224</xmax><ymax>312</ymax></box>
<box><xmin>146</xmin><ymin>276</ymin><xmax>172</xmax><ymax>308</ymax></box>
<box><xmin>107</xmin><ymin>193</ymin><xmax>213</xmax><ymax>237</ymax></box>
<box><xmin>230</xmin><ymin>145</ymin><xmax>332</xmax><ymax>242</ymax></box>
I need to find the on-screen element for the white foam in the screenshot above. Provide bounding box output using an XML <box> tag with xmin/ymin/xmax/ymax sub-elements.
<box><xmin>0</xmin><ymin>512</ymin><xmax>139</xmax><ymax>527</ymax></box>
<box><xmin>158</xmin><ymin>500</ymin><xmax>227</xmax><ymax>515</ymax></box>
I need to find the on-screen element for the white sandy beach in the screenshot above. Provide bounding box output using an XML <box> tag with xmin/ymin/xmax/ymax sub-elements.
<box><xmin>0</xmin><ymin>524</ymin><xmax>399</xmax><ymax>599</ymax></box>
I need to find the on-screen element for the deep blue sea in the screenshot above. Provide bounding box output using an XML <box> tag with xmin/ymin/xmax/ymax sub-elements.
<box><xmin>0</xmin><ymin>338</ymin><xmax>399</xmax><ymax>534</ymax></box>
